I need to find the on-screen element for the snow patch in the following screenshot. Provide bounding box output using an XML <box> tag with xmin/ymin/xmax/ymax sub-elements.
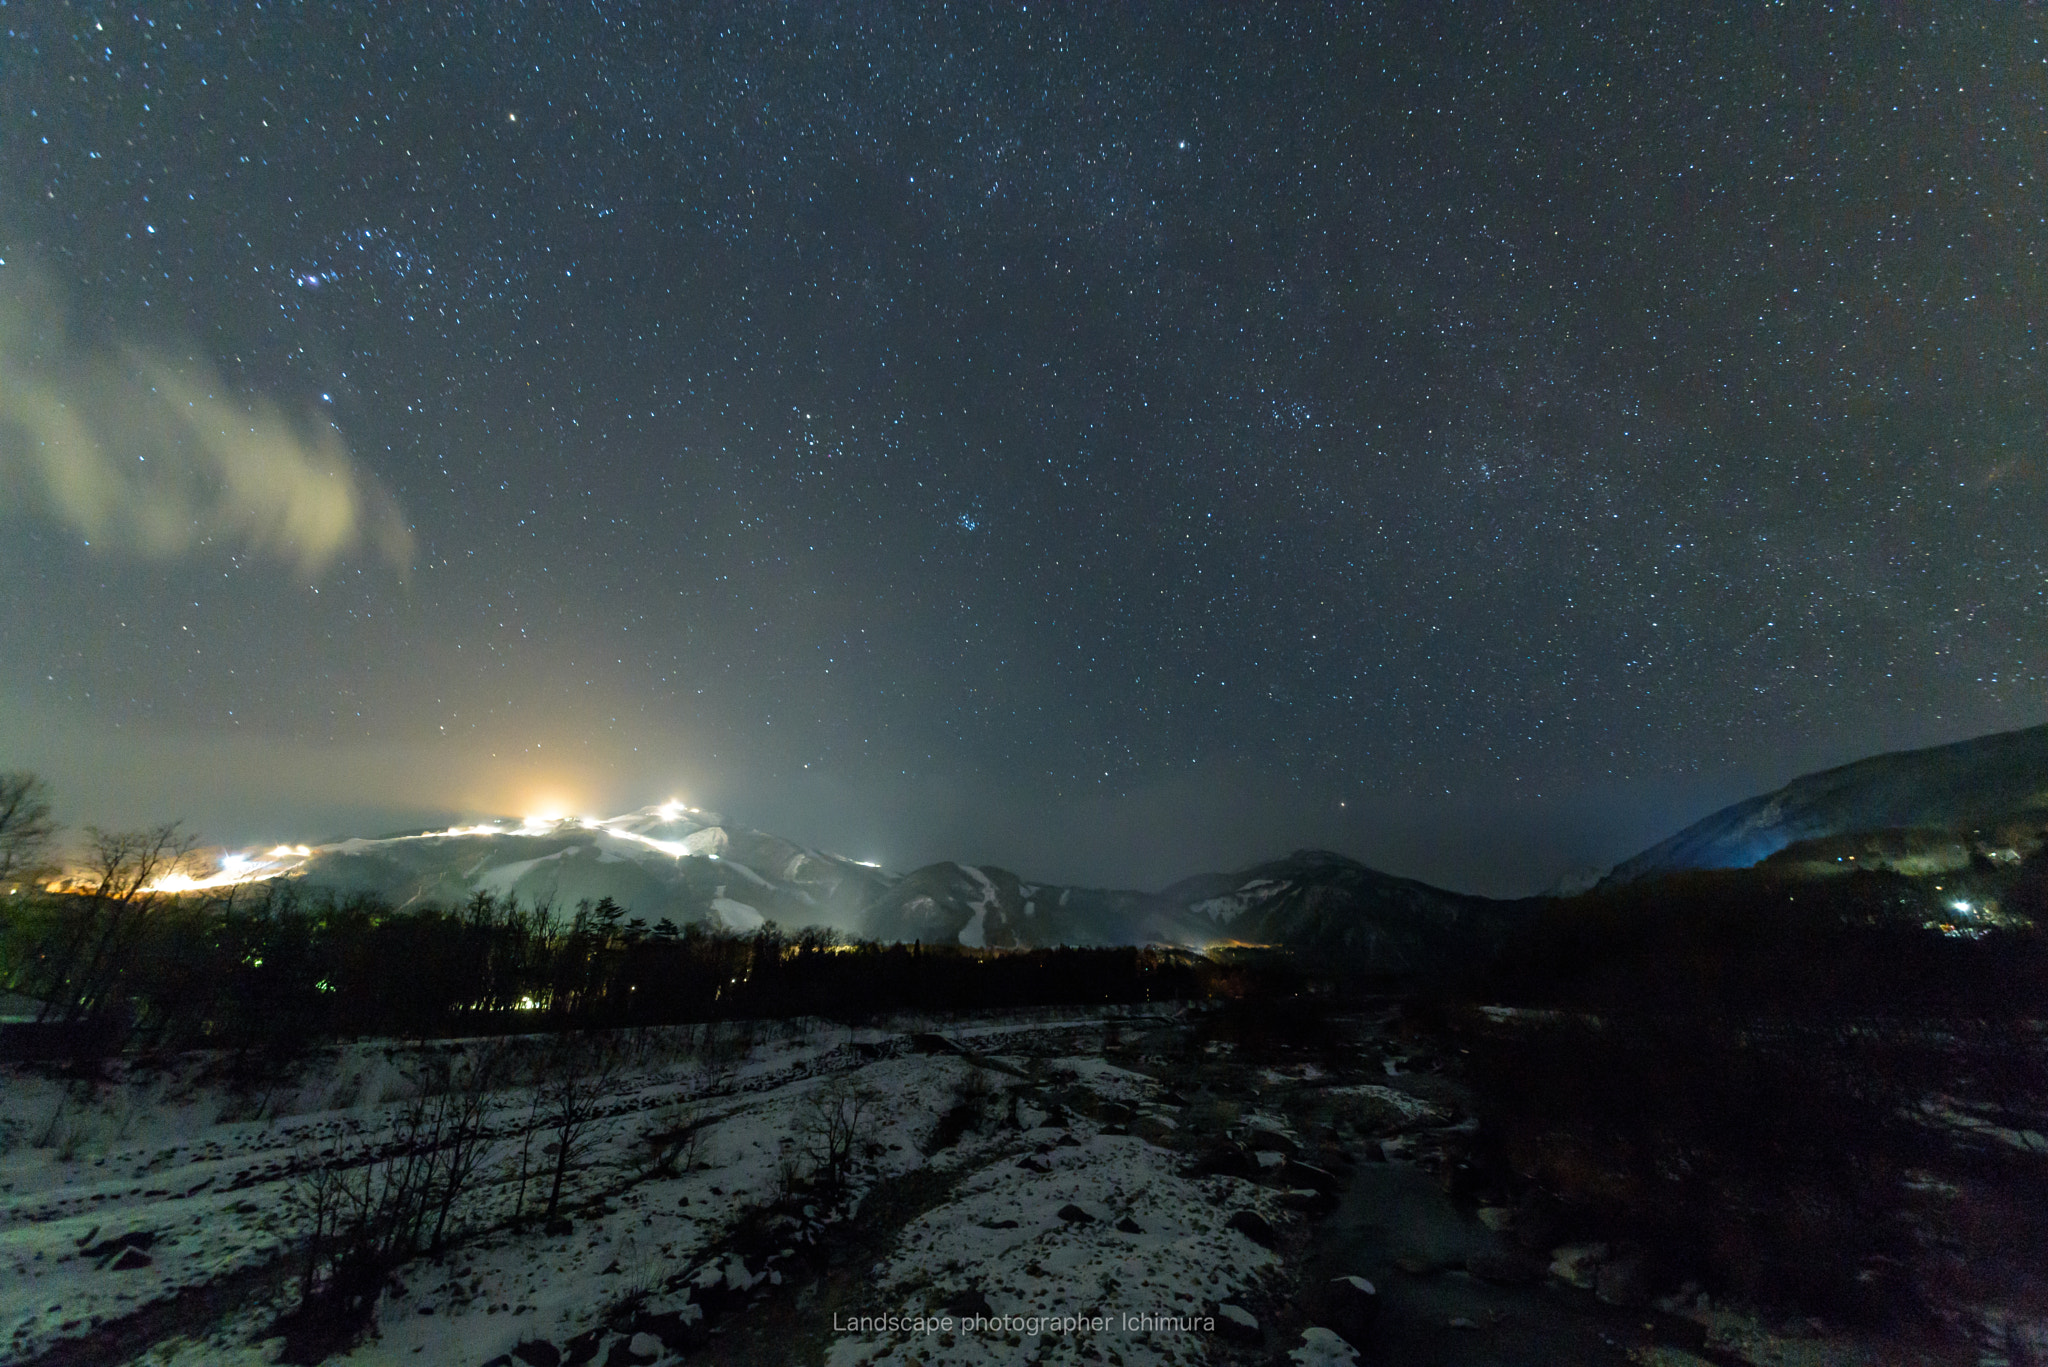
<box><xmin>958</xmin><ymin>865</ymin><xmax>1000</xmax><ymax>948</ymax></box>
<box><xmin>1190</xmin><ymin>879</ymin><xmax>1289</xmax><ymax>922</ymax></box>
<box><xmin>710</xmin><ymin>896</ymin><xmax>765</xmax><ymax>931</ymax></box>
<box><xmin>681</xmin><ymin>826</ymin><xmax>729</xmax><ymax>857</ymax></box>
<box><xmin>474</xmin><ymin>847</ymin><xmax>579</xmax><ymax>896</ymax></box>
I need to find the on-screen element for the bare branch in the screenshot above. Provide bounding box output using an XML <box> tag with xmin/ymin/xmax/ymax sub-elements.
<box><xmin>0</xmin><ymin>772</ymin><xmax>58</xmax><ymax>888</ymax></box>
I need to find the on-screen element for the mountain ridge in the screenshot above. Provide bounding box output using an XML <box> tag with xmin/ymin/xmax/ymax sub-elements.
<box><xmin>1603</xmin><ymin>721</ymin><xmax>2048</xmax><ymax>885</ymax></box>
<box><xmin>139</xmin><ymin>721</ymin><xmax>2048</xmax><ymax>974</ymax></box>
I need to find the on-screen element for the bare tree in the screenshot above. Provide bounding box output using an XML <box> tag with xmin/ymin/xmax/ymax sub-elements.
<box><xmin>277</xmin><ymin>1132</ymin><xmax>352</xmax><ymax>1319</ymax></box>
<box><xmin>507</xmin><ymin>1087</ymin><xmax>547</xmax><ymax>1230</ymax></box>
<box><xmin>537</xmin><ymin>1035</ymin><xmax>618</xmax><ymax>1225</ymax></box>
<box><xmin>80</xmin><ymin>822</ymin><xmax>196</xmax><ymax>903</ymax></box>
<box><xmin>276</xmin><ymin>1050</ymin><xmax>511</xmax><ymax>1354</ymax></box>
<box><xmin>800</xmin><ymin>1078</ymin><xmax>876</xmax><ymax>1192</ymax></box>
<box><xmin>280</xmin><ymin>1115</ymin><xmax>445</xmax><ymax>1347</ymax></box>
<box><xmin>637</xmin><ymin>1095</ymin><xmax>709</xmax><ymax>1180</ymax></box>
<box><xmin>0</xmin><ymin>772</ymin><xmax>57</xmax><ymax>889</ymax></box>
<box><xmin>420</xmin><ymin>1045</ymin><xmax>506</xmax><ymax>1252</ymax></box>
<box><xmin>41</xmin><ymin>822</ymin><xmax>197</xmax><ymax>1024</ymax></box>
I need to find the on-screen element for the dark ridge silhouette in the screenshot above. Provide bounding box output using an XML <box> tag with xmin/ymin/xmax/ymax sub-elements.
<box><xmin>1603</xmin><ymin>721</ymin><xmax>2048</xmax><ymax>884</ymax></box>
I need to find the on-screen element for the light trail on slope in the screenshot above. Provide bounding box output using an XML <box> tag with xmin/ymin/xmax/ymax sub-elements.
<box><xmin>121</xmin><ymin>803</ymin><xmax>722</xmax><ymax>895</ymax></box>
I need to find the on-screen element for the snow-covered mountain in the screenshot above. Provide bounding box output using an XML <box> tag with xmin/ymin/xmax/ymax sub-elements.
<box><xmin>858</xmin><ymin>862</ymin><xmax>1220</xmax><ymax>950</ymax></box>
<box><xmin>1603</xmin><ymin>722</ymin><xmax>2048</xmax><ymax>885</ymax></box>
<box><xmin>181</xmin><ymin>721</ymin><xmax>2048</xmax><ymax>971</ymax></box>
<box><xmin>792</xmin><ymin>850</ymin><xmax>1521</xmax><ymax>973</ymax></box>
<box><xmin>188</xmin><ymin>806</ymin><xmax>1519</xmax><ymax>973</ymax></box>
<box><xmin>1153</xmin><ymin>849</ymin><xmax>1528</xmax><ymax>973</ymax></box>
<box><xmin>246</xmin><ymin>805</ymin><xmax>896</xmax><ymax>934</ymax></box>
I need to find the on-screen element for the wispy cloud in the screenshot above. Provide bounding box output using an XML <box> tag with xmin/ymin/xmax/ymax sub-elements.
<box><xmin>0</xmin><ymin>268</ymin><xmax>411</xmax><ymax>574</ymax></box>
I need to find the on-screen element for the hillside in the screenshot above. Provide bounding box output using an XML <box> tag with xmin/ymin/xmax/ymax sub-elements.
<box><xmin>155</xmin><ymin>809</ymin><xmax>1518</xmax><ymax>978</ymax></box>
<box><xmin>1603</xmin><ymin>722</ymin><xmax>2048</xmax><ymax>884</ymax></box>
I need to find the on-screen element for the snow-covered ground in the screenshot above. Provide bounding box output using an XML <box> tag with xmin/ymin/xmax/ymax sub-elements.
<box><xmin>0</xmin><ymin>1008</ymin><xmax>1317</xmax><ymax>1367</ymax></box>
<box><xmin>6</xmin><ymin>1004</ymin><xmax>1983</xmax><ymax>1367</ymax></box>
<box><xmin>821</xmin><ymin>1130</ymin><xmax>1282</xmax><ymax>1367</ymax></box>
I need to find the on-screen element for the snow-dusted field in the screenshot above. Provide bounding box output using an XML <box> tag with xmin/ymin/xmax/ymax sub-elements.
<box><xmin>1</xmin><ymin>1008</ymin><xmax>1338</xmax><ymax>1367</ymax></box>
<box><xmin>7</xmin><ymin>1005</ymin><xmax>1958</xmax><ymax>1367</ymax></box>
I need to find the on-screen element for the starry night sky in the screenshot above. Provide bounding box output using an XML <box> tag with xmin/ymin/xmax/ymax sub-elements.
<box><xmin>1</xmin><ymin>3</ymin><xmax>2041</xmax><ymax>896</ymax></box>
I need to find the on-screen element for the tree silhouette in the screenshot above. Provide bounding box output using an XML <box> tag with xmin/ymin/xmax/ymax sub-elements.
<box><xmin>0</xmin><ymin>772</ymin><xmax>57</xmax><ymax>890</ymax></box>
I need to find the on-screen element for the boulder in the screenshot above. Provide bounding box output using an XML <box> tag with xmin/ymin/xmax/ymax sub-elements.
<box><xmin>944</xmin><ymin>1287</ymin><xmax>993</xmax><ymax>1318</ymax></box>
<box><xmin>1114</xmin><ymin>1216</ymin><xmax>1144</xmax><ymax>1234</ymax></box>
<box><xmin>1226</xmin><ymin>1209</ymin><xmax>1279</xmax><ymax>1248</ymax></box>
<box><xmin>1246</xmin><ymin>1126</ymin><xmax>1297</xmax><ymax>1157</ymax></box>
<box><xmin>1288</xmin><ymin>1326</ymin><xmax>1361</xmax><ymax>1366</ymax></box>
<box><xmin>602</xmin><ymin>1333</ymin><xmax>657</xmax><ymax>1366</ymax></box>
<box><xmin>1321</xmin><ymin>1275</ymin><xmax>1379</xmax><ymax>1344</ymax></box>
<box><xmin>83</xmin><ymin>1230</ymin><xmax>157</xmax><ymax>1264</ymax></box>
<box><xmin>512</xmin><ymin>1342</ymin><xmax>563</xmax><ymax>1367</ymax></box>
<box><xmin>1548</xmin><ymin>1242</ymin><xmax>1608</xmax><ymax>1289</ymax></box>
<box><xmin>686</xmin><ymin>1257</ymin><xmax>755</xmax><ymax>1320</ymax></box>
<box><xmin>1277</xmin><ymin>1187</ymin><xmax>1337</xmax><ymax>1214</ymax></box>
<box><xmin>1282</xmin><ymin>1161</ymin><xmax>1341</xmax><ymax>1194</ymax></box>
<box><xmin>633</xmin><ymin>1306</ymin><xmax>705</xmax><ymax>1353</ymax></box>
<box><xmin>1183</xmin><ymin>1141</ymin><xmax>1256</xmax><ymax>1178</ymax></box>
<box><xmin>563</xmin><ymin>1329</ymin><xmax>605</xmax><ymax>1367</ymax></box>
<box><xmin>1215</xmin><ymin>1301</ymin><xmax>1261</xmax><ymax>1346</ymax></box>
<box><xmin>1056</xmin><ymin>1203</ymin><xmax>1095</xmax><ymax>1225</ymax></box>
<box><xmin>1594</xmin><ymin>1248</ymin><xmax>1651</xmax><ymax>1307</ymax></box>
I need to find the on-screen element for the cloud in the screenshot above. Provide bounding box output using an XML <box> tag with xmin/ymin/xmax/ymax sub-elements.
<box><xmin>0</xmin><ymin>268</ymin><xmax>411</xmax><ymax>574</ymax></box>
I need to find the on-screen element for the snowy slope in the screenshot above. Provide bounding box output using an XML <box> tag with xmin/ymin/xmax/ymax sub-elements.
<box><xmin>1</xmin><ymin>1010</ymin><xmax>1296</xmax><ymax>1367</ymax></box>
<box><xmin>853</xmin><ymin>854</ymin><xmax>1522</xmax><ymax>975</ymax></box>
<box><xmin>857</xmin><ymin>863</ymin><xmax>1214</xmax><ymax>951</ymax></box>
<box><xmin>1152</xmin><ymin>850</ymin><xmax>1527</xmax><ymax>974</ymax></box>
<box><xmin>1604</xmin><ymin>722</ymin><xmax>2048</xmax><ymax>885</ymax></box>
<box><xmin>154</xmin><ymin>810</ymin><xmax>1519</xmax><ymax>973</ymax></box>
<box><xmin>215</xmin><ymin>806</ymin><xmax>897</xmax><ymax>935</ymax></box>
